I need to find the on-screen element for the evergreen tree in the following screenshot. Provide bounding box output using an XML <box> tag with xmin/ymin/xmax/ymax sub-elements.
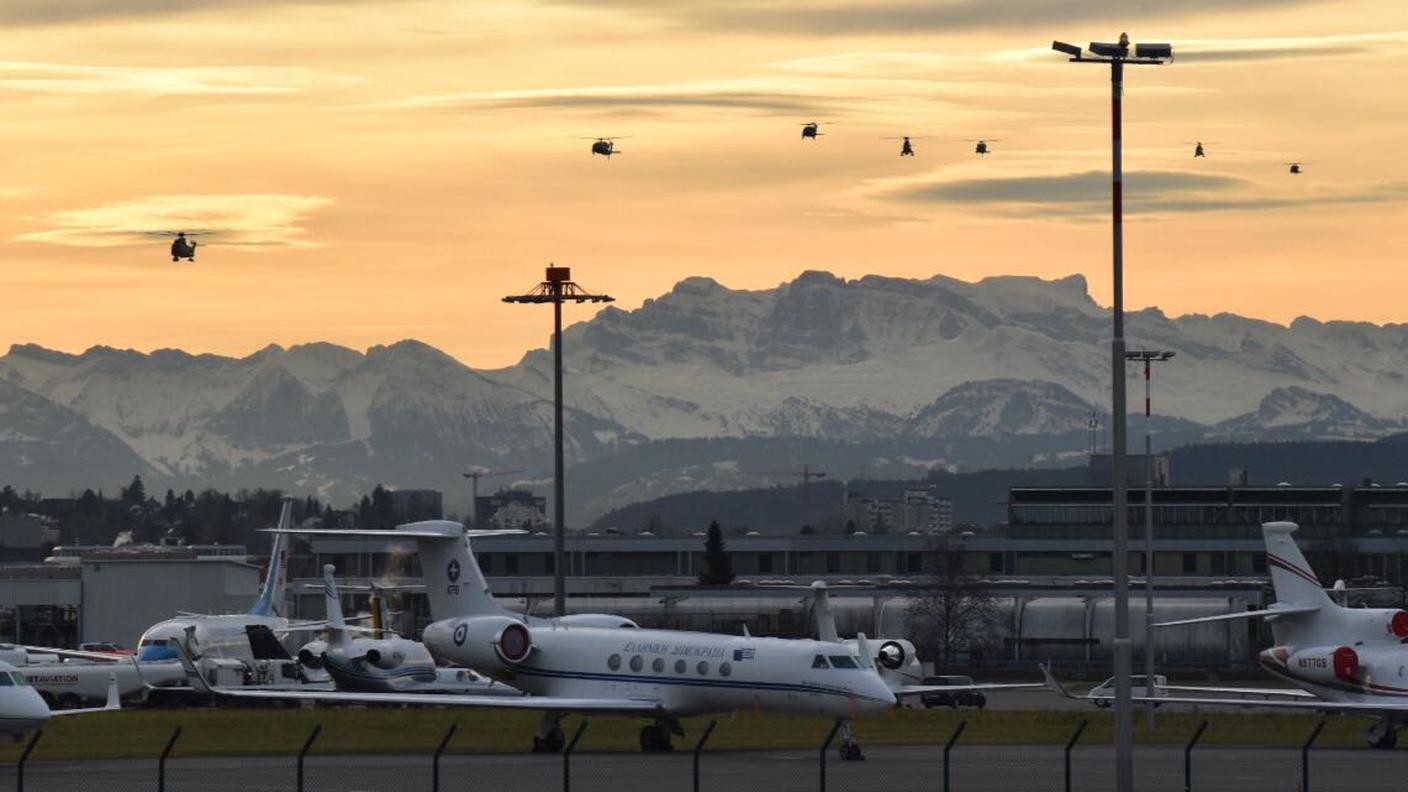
<box><xmin>698</xmin><ymin>520</ymin><xmax>734</xmax><ymax>585</ymax></box>
<box><xmin>121</xmin><ymin>475</ymin><xmax>147</xmax><ymax>505</ymax></box>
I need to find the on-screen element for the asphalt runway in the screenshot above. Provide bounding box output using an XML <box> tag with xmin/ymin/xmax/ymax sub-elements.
<box><xmin>10</xmin><ymin>745</ymin><xmax>1406</xmax><ymax>792</ymax></box>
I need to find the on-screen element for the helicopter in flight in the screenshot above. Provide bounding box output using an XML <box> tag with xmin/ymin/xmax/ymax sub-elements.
<box><xmin>881</xmin><ymin>135</ymin><xmax>929</xmax><ymax>157</ymax></box>
<box><xmin>800</xmin><ymin>122</ymin><xmax>827</xmax><ymax>140</ymax></box>
<box><xmin>1183</xmin><ymin>141</ymin><xmax>1219</xmax><ymax>158</ymax></box>
<box><xmin>971</xmin><ymin>139</ymin><xmax>1000</xmax><ymax>156</ymax></box>
<box><xmin>145</xmin><ymin>231</ymin><xmax>211</xmax><ymax>262</ymax></box>
<box><xmin>582</xmin><ymin>137</ymin><xmax>627</xmax><ymax>158</ymax></box>
<box><xmin>1286</xmin><ymin>162</ymin><xmax>1306</xmax><ymax>175</ymax></box>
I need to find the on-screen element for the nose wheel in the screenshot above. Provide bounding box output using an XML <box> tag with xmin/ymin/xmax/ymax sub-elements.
<box><xmin>639</xmin><ymin>723</ymin><xmax>676</xmax><ymax>752</ymax></box>
<box><xmin>532</xmin><ymin>712</ymin><xmax>566</xmax><ymax>753</ymax></box>
<box><xmin>836</xmin><ymin>719</ymin><xmax>866</xmax><ymax>761</ymax></box>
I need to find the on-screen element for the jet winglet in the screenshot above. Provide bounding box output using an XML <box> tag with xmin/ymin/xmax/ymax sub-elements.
<box><xmin>169</xmin><ymin>639</ymin><xmax>216</xmax><ymax>695</ymax></box>
<box><xmin>1040</xmin><ymin>662</ymin><xmax>1079</xmax><ymax>700</ymax></box>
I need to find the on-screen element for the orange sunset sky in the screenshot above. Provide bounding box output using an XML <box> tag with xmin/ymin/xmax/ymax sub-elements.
<box><xmin>2</xmin><ymin>0</ymin><xmax>1406</xmax><ymax>368</ymax></box>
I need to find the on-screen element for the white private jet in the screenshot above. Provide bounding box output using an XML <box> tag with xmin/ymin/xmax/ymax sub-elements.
<box><xmin>773</xmin><ymin>580</ymin><xmax>1042</xmax><ymax>703</ymax></box>
<box><xmin>1047</xmin><ymin>521</ymin><xmax>1408</xmax><ymax>749</ymax></box>
<box><xmin>0</xmin><ymin>659</ymin><xmax>120</xmax><ymax>737</ymax></box>
<box><xmin>295</xmin><ymin>564</ymin><xmax>516</xmax><ymax>696</ymax></box>
<box><xmin>170</xmin><ymin>521</ymin><xmax>898</xmax><ymax>760</ymax></box>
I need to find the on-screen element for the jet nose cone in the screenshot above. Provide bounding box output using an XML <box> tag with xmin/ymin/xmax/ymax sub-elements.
<box><xmin>12</xmin><ymin>690</ymin><xmax>51</xmax><ymax>732</ymax></box>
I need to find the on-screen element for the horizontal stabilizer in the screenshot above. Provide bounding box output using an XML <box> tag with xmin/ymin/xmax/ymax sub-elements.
<box><xmin>895</xmin><ymin>682</ymin><xmax>1043</xmax><ymax>697</ymax></box>
<box><xmin>1155</xmin><ymin>605</ymin><xmax>1319</xmax><ymax>628</ymax></box>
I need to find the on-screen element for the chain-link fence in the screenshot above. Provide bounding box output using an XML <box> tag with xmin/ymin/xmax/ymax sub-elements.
<box><xmin>7</xmin><ymin>717</ymin><xmax>1408</xmax><ymax>792</ymax></box>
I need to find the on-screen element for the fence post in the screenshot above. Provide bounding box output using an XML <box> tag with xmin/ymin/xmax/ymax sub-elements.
<box><xmin>692</xmin><ymin>720</ymin><xmax>717</xmax><ymax>792</ymax></box>
<box><xmin>1064</xmin><ymin>720</ymin><xmax>1088</xmax><ymax>792</ymax></box>
<box><xmin>16</xmin><ymin>730</ymin><xmax>41</xmax><ymax>792</ymax></box>
<box><xmin>432</xmin><ymin>723</ymin><xmax>458</xmax><ymax>792</ymax></box>
<box><xmin>562</xmin><ymin>721</ymin><xmax>588</xmax><ymax>792</ymax></box>
<box><xmin>1302</xmin><ymin>719</ymin><xmax>1326</xmax><ymax>792</ymax></box>
<box><xmin>819</xmin><ymin>720</ymin><xmax>843</xmax><ymax>792</ymax></box>
<box><xmin>297</xmin><ymin>723</ymin><xmax>322</xmax><ymax>792</ymax></box>
<box><xmin>158</xmin><ymin>725</ymin><xmax>183</xmax><ymax>792</ymax></box>
<box><xmin>1183</xmin><ymin>720</ymin><xmax>1207</xmax><ymax>792</ymax></box>
<box><xmin>943</xmin><ymin>720</ymin><xmax>968</xmax><ymax>792</ymax></box>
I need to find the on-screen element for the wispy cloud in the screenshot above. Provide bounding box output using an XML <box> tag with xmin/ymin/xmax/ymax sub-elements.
<box><xmin>15</xmin><ymin>194</ymin><xmax>333</xmax><ymax>248</ymax></box>
<box><xmin>548</xmin><ymin>0</ymin><xmax>1327</xmax><ymax>35</ymax></box>
<box><xmin>0</xmin><ymin>62</ymin><xmax>360</xmax><ymax>97</ymax></box>
<box><xmin>370</xmin><ymin>78</ymin><xmax>855</xmax><ymax>115</ymax></box>
<box><xmin>871</xmin><ymin>169</ymin><xmax>1408</xmax><ymax>218</ymax></box>
<box><xmin>0</xmin><ymin>0</ymin><xmax>372</xmax><ymax>24</ymax></box>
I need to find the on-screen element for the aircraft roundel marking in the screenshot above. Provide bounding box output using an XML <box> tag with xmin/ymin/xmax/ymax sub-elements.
<box><xmin>1392</xmin><ymin>611</ymin><xmax>1408</xmax><ymax>639</ymax></box>
<box><xmin>447</xmin><ymin>559</ymin><xmax>461</xmax><ymax>583</ymax></box>
<box><xmin>453</xmin><ymin>623</ymin><xmax>468</xmax><ymax>646</ymax></box>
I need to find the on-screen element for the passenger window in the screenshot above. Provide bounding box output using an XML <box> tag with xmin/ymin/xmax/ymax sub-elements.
<box><xmin>696</xmin><ymin>661</ymin><xmax>709</xmax><ymax>675</ymax></box>
<box><xmin>812</xmin><ymin>655</ymin><xmax>830</xmax><ymax>669</ymax></box>
<box><xmin>652</xmin><ymin>658</ymin><xmax>665</xmax><ymax>673</ymax></box>
<box><xmin>828</xmin><ymin>656</ymin><xmax>859</xmax><ymax>669</ymax></box>
<box><xmin>630</xmin><ymin>655</ymin><xmax>644</xmax><ymax>672</ymax></box>
<box><xmin>675</xmin><ymin>659</ymin><xmax>687</xmax><ymax>673</ymax></box>
<box><xmin>607</xmin><ymin>654</ymin><xmax>622</xmax><ymax>671</ymax></box>
<box><xmin>719</xmin><ymin>662</ymin><xmax>732</xmax><ymax>677</ymax></box>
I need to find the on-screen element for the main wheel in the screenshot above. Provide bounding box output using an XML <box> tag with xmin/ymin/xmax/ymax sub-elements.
<box><xmin>533</xmin><ymin>726</ymin><xmax>565</xmax><ymax>753</ymax></box>
<box><xmin>839</xmin><ymin>743</ymin><xmax>866</xmax><ymax>761</ymax></box>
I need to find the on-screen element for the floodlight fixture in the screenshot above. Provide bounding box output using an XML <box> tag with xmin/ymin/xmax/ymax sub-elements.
<box><xmin>1135</xmin><ymin>43</ymin><xmax>1172</xmax><ymax>60</ymax></box>
<box><xmin>1052</xmin><ymin>40</ymin><xmax>1083</xmax><ymax>57</ymax></box>
<box><xmin>1089</xmin><ymin>41</ymin><xmax>1127</xmax><ymax>58</ymax></box>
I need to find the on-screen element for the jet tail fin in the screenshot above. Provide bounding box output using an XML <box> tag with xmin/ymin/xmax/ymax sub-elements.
<box><xmin>1263</xmin><ymin>522</ymin><xmax>1332</xmax><ymax>611</ymax></box>
<box><xmin>322</xmin><ymin>564</ymin><xmax>346</xmax><ymax>634</ymax></box>
<box><xmin>249</xmin><ymin>497</ymin><xmax>293</xmax><ymax>617</ymax></box>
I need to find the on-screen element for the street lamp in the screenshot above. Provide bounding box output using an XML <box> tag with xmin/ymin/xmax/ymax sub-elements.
<box><xmin>1126</xmin><ymin>348</ymin><xmax>1175</xmax><ymax>731</ymax></box>
<box><xmin>1052</xmin><ymin>33</ymin><xmax>1171</xmax><ymax>792</ymax></box>
<box><xmin>503</xmin><ymin>265</ymin><xmax>615</xmax><ymax>617</ymax></box>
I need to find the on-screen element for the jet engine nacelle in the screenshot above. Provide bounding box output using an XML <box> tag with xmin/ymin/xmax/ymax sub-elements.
<box><xmin>361</xmin><ymin>641</ymin><xmax>406</xmax><ymax>670</ymax></box>
<box><xmin>296</xmin><ymin>640</ymin><xmax>328</xmax><ymax>669</ymax></box>
<box><xmin>554</xmin><ymin>614</ymin><xmax>639</xmax><ymax>629</ymax></box>
<box><xmin>1336</xmin><ymin>608</ymin><xmax>1408</xmax><ymax>644</ymax></box>
<box><xmin>1280</xmin><ymin>645</ymin><xmax>1362</xmax><ymax>685</ymax></box>
<box><xmin>425</xmin><ymin>616</ymin><xmax>536</xmax><ymax>672</ymax></box>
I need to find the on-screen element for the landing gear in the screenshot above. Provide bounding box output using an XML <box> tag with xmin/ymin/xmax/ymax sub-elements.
<box><xmin>836</xmin><ymin>719</ymin><xmax>865</xmax><ymax>761</ymax></box>
<box><xmin>1367</xmin><ymin>720</ymin><xmax>1399</xmax><ymax>750</ymax></box>
<box><xmin>532</xmin><ymin>712</ymin><xmax>565</xmax><ymax>753</ymax></box>
<box><xmin>639</xmin><ymin>722</ymin><xmax>676</xmax><ymax>752</ymax></box>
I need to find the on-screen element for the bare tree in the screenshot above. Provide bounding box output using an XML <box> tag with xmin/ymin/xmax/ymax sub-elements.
<box><xmin>905</xmin><ymin>537</ymin><xmax>999</xmax><ymax>670</ymax></box>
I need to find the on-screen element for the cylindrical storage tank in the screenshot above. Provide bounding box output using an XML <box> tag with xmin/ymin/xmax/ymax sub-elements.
<box><xmin>1088</xmin><ymin>597</ymin><xmax>1254</xmax><ymax>666</ymax></box>
<box><xmin>1017</xmin><ymin>597</ymin><xmax>1092</xmax><ymax>663</ymax></box>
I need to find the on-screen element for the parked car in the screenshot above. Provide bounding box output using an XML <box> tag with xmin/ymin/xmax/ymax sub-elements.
<box><xmin>1088</xmin><ymin>674</ymin><xmax>1167</xmax><ymax>708</ymax></box>
<box><xmin>919</xmin><ymin>675</ymin><xmax>987</xmax><ymax>709</ymax></box>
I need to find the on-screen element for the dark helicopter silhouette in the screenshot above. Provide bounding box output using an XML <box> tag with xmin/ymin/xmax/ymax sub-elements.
<box><xmin>882</xmin><ymin>135</ymin><xmax>930</xmax><ymax>157</ymax></box>
<box><xmin>971</xmin><ymin>138</ymin><xmax>1001</xmax><ymax>156</ymax></box>
<box><xmin>581</xmin><ymin>137</ymin><xmax>628</xmax><ymax>158</ymax></box>
<box><xmin>1286</xmin><ymin>162</ymin><xmax>1305</xmax><ymax>175</ymax></box>
<box><xmin>1182</xmin><ymin>141</ymin><xmax>1219</xmax><ymax>158</ymax></box>
<box><xmin>800</xmin><ymin>122</ymin><xmax>828</xmax><ymax>140</ymax></box>
<box><xmin>145</xmin><ymin>231</ymin><xmax>211</xmax><ymax>262</ymax></box>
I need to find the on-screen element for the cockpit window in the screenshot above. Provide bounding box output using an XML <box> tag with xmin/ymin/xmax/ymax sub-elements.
<box><xmin>828</xmin><ymin>655</ymin><xmax>860</xmax><ymax>669</ymax></box>
<box><xmin>0</xmin><ymin>673</ymin><xmax>13</xmax><ymax>686</ymax></box>
<box><xmin>811</xmin><ymin>655</ymin><xmax>831</xmax><ymax>669</ymax></box>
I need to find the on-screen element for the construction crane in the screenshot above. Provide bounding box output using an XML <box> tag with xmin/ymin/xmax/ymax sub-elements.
<box><xmin>744</xmin><ymin>465</ymin><xmax>829</xmax><ymax>531</ymax></box>
<box><xmin>463</xmin><ymin>468</ymin><xmax>523</xmax><ymax>527</ymax></box>
<box><xmin>744</xmin><ymin>464</ymin><xmax>828</xmax><ymax>484</ymax></box>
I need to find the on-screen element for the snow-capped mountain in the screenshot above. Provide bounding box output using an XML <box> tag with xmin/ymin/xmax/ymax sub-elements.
<box><xmin>1214</xmin><ymin>386</ymin><xmax>1403</xmax><ymax>440</ymax></box>
<box><xmin>2</xmin><ymin>270</ymin><xmax>1406</xmax><ymax>517</ymax></box>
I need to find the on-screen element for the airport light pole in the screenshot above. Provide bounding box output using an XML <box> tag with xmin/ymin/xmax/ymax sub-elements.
<box><xmin>1052</xmin><ymin>34</ymin><xmax>1171</xmax><ymax>792</ymax></box>
<box><xmin>504</xmin><ymin>266</ymin><xmax>614</xmax><ymax>616</ymax></box>
<box><xmin>1127</xmin><ymin>349</ymin><xmax>1175</xmax><ymax>730</ymax></box>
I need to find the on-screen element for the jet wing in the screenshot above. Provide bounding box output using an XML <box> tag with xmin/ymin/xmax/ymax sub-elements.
<box><xmin>18</xmin><ymin>645</ymin><xmax>127</xmax><ymax>663</ymax></box>
<box><xmin>1154</xmin><ymin>605</ymin><xmax>1319</xmax><ymax>627</ymax></box>
<box><xmin>1041</xmin><ymin>663</ymin><xmax>1403</xmax><ymax>713</ymax></box>
<box><xmin>49</xmin><ymin>672</ymin><xmax>121</xmax><ymax>716</ymax></box>
<box><xmin>168</xmin><ymin>638</ymin><xmax>660</xmax><ymax>714</ymax></box>
<box><xmin>895</xmin><ymin>683</ymin><xmax>1043</xmax><ymax>696</ymax></box>
<box><xmin>1161</xmin><ymin>684</ymin><xmax>1316</xmax><ymax>699</ymax></box>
